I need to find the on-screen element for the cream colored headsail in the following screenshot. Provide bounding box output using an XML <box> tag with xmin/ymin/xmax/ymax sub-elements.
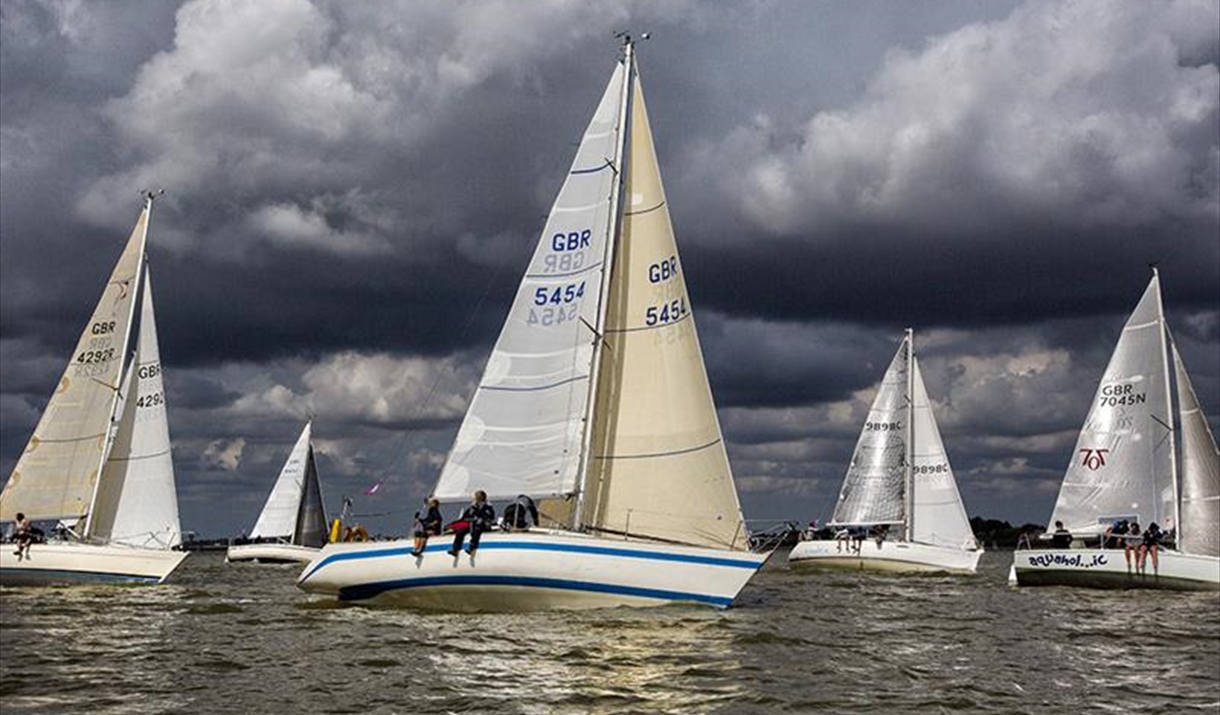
<box><xmin>90</xmin><ymin>271</ymin><xmax>182</xmax><ymax>547</ymax></box>
<box><xmin>0</xmin><ymin>206</ymin><xmax>149</xmax><ymax>523</ymax></box>
<box><xmin>583</xmin><ymin>70</ymin><xmax>748</xmax><ymax>551</ymax></box>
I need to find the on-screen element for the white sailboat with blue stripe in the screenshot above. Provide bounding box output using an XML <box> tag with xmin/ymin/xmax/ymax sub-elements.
<box><xmin>297</xmin><ymin>39</ymin><xmax>767</xmax><ymax>610</ymax></box>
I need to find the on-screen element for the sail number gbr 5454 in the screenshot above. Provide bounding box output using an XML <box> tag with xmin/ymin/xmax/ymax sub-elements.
<box><xmin>645</xmin><ymin>255</ymin><xmax>687</xmax><ymax>326</ymax></box>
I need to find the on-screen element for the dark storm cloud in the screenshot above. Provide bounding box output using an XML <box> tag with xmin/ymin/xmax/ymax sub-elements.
<box><xmin>1</xmin><ymin>0</ymin><xmax>1217</xmax><ymax>535</ymax></box>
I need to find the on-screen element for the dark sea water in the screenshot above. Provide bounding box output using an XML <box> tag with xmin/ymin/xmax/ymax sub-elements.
<box><xmin>1</xmin><ymin>549</ymin><xmax>1217</xmax><ymax>714</ymax></box>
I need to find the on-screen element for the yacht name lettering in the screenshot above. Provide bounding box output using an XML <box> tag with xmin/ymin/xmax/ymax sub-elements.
<box><xmin>645</xmin><ymin>297</ymin><xmax>688</xmax><ymax>326</ymax></box>
<box><xmin>1079</xmin><ymin>448</ymin><xmax>1109</xmax><ymax>470</ymax></box>
<box><xmin>865</xmin><ymin>421</ymin><xmax>902</xmax><ymax>431</ymax></box>
<box><xmin>91</xmin><ymin>321</ymin><xmax>117</xmax><ymax>335</ymax></box>
<box><xmin>533</xmin><ymin>281</ymin><xmax>586</xmax><ymax>306</ymax></box>
<box><xmin>648</xmin><ymin>256</ymin><xmax>678</xmax><ymax>283</ymax></box>
<box><xmin>551</xmin><ymin>229</ymin><xmax>592</xmax><ymax>252</ymax></box>
<box><xmin>1029</xmin><ymin>553</ymin><xmax>1108</xmax><ymax>568</ymax></box>
<box><xmin>1099</xmin><ymin>383</ymin><xmax>1146</xmax><ymax>407</ymax></box>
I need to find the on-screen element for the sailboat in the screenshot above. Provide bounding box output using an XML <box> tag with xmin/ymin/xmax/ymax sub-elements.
<box><xmin>226</xmin><ymin>421</ymin><xmax>329</xmax><ymax>564</ymax></box>
<box><xmin>789</xmin><ymin>330</ymin><xmax>983</xmax><ymax>573</ymax></box>
<box><xmin>1013</xmin><ymin>270</ymin><xmax>1220</xmax><ymax>590</ymax></box>
<box><xmin>297</xmin><ymin>39</ymin><xmax>767</xmax><ymax>610</ymax></box>
<box><xmin>0</xmin><ymin>194</ymin><xmax>188</xmax><ymax>585</ymax></box>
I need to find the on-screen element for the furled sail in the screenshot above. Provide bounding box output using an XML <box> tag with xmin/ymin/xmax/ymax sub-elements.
<box><xmin>292</xmin><ymin>446</ymin><xmax>328</xmax><ymax>548</ymax></box>
<box><xmin>831</xmin><ymin>340</ymin><xmax>909</xmax><ymax>527</ymax></box>
<box><xmin>909</xmin><ymin>356</ymin><xmax>976</xmax><ymax>550</ymax></box>
<box><xmin>1049</xmin><ymin>275</ymin><xmax>1176</xmax><ymax>535</ymax></box>
<box><xmin>0</xmin><ymin>207</ymin><xmax>148</xmax><ymax>523</ymax></box>
<box><xmin>251</xmin><ymin>422</ymin><xmax>313</xmax><ymax>540</ymax></box>
<box><xmin>433</xmin><ymin>63</ymin><xmax>627</xmax><ymax>502</ymax></box>
<box><xmin>582</xmin><ymin>73</ymin><xmax>748</xmax><ymax>551</ymax></box>
<box><xmin>89</xmin><ymin>271</ymin><xmax>182</xmax><ymax>547</ymax></box>
<box><xmin>1175</xmin><ymin>344</ymin><xmax>1219</xmax><ymax>557</ymax></box>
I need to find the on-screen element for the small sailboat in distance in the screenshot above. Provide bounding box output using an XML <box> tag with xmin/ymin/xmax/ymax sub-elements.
<box><xmin>789</xmin><ymin>330</ymin><xmax>983</xmax><ymax>573</ymax></box>
<box><xmin>1013</xmin><ymin>270</ymin><xmax>1219</xmax><ymax>590</ymax></box>
<box><xmin>0</xmin><ymin>194</ymin><xmax>188</xmax><ymax>585</ymax></box>
<box><xmin>297</xmin><ymin>37</ymin><xmax>767</xmax><ymax>610</ymax></box>
<box><xmin>227</xmin><ymin>420</ymin><xmax>329</xmax><ymax>564</ymax></box>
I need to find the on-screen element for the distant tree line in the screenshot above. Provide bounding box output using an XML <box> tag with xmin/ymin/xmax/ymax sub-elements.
<box><xmin>970</xmin><ymin>517</ymin><xmax>1046</xmax><ymax>548</ymax></box>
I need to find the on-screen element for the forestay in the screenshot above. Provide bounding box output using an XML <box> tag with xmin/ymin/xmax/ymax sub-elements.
<box><xmin>90</xmin><ymin>272</ymin><xmax>182</xmax><ymax>547</ymax></box>
<box><xmin>1050</xmin><ymin>276</ymin><xmax>1176</xmax><ymax>535</ymax></box>
<box><xmin>831</xmin><ymin>341</ymin><xmax>908</xmax><ymax>527</ymax></box>
<box><xmin>909</xmin><ymin>357</ymin><xmax>976</xmax><ymax>550</ymax></box>
<box><xmin>1175</xmin><ymin>344</ymin><xmax>1219</xmax><ymax>557</ymax></box>
<box><xmin>434</xmin><ymin>63</ymin><xmax>626</xmax><ymax>502</ymax></box>
<box><xmin>582</xmin><ymin>75</ymin><xmax>748</xmax><ymax>551</ymax></box>
<box><xmin>0</xmin><ymin>209</ymin><xmax>148</xmax><ymax>524</ymax></box>
<box><xmin>252</xmin><ymin>423</ymin><xmax>313</xmax><ymax>540</ymax></box>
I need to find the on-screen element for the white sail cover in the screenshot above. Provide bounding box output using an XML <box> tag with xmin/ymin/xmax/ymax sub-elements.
<box><xmin>582</xmin><ymin>74</ymin><xmax>748</xmax><ymax>551</ymax></box>
<box><xmin>831</xmin><ymin>341</ymin><xmax>909</xmax><ymax>526</ymax></box>
<box><xmin>1174</xmin><ymin>345</ymin><xmax>1219</xmax><ymax>557</ymax></box>
<box><xmin>251</xmin><ymin>422</ymin><xmax>313</xmax><ymax>539</ymax></box>
<box><xmin>90</xmin><ymin>272</ymin><xmax>182</xmax><ymax>548</ymax></box>
<box><xmin>0</xmin><ymin>208</ymin><xmax>148</xmax><ymax>523</ymax></box>
<box><xmin>909</xmin><ymin>357</ymin><xmax>977</xmax><ymax>550</ymax></box>
<box><xmin>1049</xmin><ymin>276</ymin><xmax>1176</xmax><ymax>535</ymax></box>
<box><xmin>433</xmin><ymin>63</ymin><xmax>627</xmax><ymax>502</ymax></box>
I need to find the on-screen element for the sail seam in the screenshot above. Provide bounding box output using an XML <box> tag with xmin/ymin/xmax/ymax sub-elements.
<box><xmin>105</xmin><ymin>448</ymin><xmax>172</xmax><ymax>463</ymax></box>
<box><xmin>625</xmin><ymin>200</ymin><xmax>665</xmax><ymax>216</ymax></box>
<box><xmin>594</xmin><ymin>438</ymin><xmax>722</xmax><ymax>461</ymax></box>
<box><xmin>605</xmin><ymin>312</ymin><xmax>691</xmax><ymax>334</ymax></box>
<box><xmin>24</xmin><ymin>433</ymin><xmax>108</xmax><ymax>444</ymax></box>
<box><xmin>481</xmin><ymin>375</ymin><xmax>588</xmax><ymax>393</ymax></box>
<box><xmin>524</xmin><ymin>261</ymin><xmax>603</xmax><ymax>279</ymax></box>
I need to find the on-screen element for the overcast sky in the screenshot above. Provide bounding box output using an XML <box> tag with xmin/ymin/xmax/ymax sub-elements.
<box><xmin>2</xmin><ymin>0</ymin><xmax>1217</xmax><ymax>538</ymax></box>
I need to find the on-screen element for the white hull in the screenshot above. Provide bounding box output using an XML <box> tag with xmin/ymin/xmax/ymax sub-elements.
<box><xmin>0</xmin><ymin>542</ymin><xmax>188</xmax><ymax>586</ymax></box>
<box><xmin>1012</xmin><ymin>549</ymin><xmax>1220</xmax><ymax>591</ymax></box>
<box><xmin>226</xmin><ymin>542</ymin><xmax>319</xmax><ymax>564</ymax></box>
<box><xmin>787</xmin><ymin>539</ymin><xmax>982</xmax><ymax>574</ymax></box>
<box><xmin>296</xmin><ymin>530</ymin><xmax>767</xmax><ymax>611</ymax></box>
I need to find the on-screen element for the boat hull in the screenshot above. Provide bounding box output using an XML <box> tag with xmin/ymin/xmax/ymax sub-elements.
<box><xmin>787</xmin><ymin>539</ymin><xmax>982</xmax><ymax>574</ymax></box>
<box><xmin>0</xmin><ymin>543</ymin><xmax>188</xmax><ymax>586</ymax></box>
<box><xmin>1012</xmin><ymin>549</ymin><xmax>1220</xmax><ymax>591</ymax></box>
<box><xmin>296</xmin><ymin>530</ymin><xmax>767</xmax><ymax>611</ymax></box>
<box><xmin>226</xmin><ymin>543</ymin><xmax>319</xmax><ymax>564</ymax></box>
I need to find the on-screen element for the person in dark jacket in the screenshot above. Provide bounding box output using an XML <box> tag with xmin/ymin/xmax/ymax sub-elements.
<box><xmin>449</xmin><ymin>490</ymin><xmax>495</xmax><ymax>556</ymax></box>
<box><xmin>1050</xmin><ymin>520</ymin><xmax>1072</xmax><ymax>549</ymax></box>
<box><xmin>411</xmin><ymin>497</ymin><xmax>443</xmax><ymax>557</ymax></box>
<box><xmin>502</xmin><ymin>494</ymin><xmax>539</xmax><ymax>532</ymax></box>
<box><xmin>1138</xmin><ymin>522</ymin><xmax>1162</xmax><ymax>573</ymax></box>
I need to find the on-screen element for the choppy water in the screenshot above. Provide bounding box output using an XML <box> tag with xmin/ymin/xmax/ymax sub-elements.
<box><xmin>1</xmin><ymin>549</ymin><xmax>1217</xmax><ymax>714</ymax></box>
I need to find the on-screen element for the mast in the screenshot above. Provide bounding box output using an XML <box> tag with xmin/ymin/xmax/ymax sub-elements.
<box><xmin>573</xmin><ymin>37</ymin><xmax>636</xmax><ymax>530</ymax></box>
<box><xmin>84</xmin><ymin>192</ymin><xmax>155</xmax><ymax>539</ymax></box>
<box><xmin>904</xmin><ymin>328</ymin><xmax>915</xmax><ymax>542</ymax></box>
<box><xmin>1152</xmin><ymin>267</ymin><xmax>1180</xmax><ymax>536</ymax></box>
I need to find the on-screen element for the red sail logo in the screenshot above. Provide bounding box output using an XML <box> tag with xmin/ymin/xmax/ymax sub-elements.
<box><xmin>1079</xmin><ymin>448</ymin><xmax>1110</xmax><ymax>470</ymax></box>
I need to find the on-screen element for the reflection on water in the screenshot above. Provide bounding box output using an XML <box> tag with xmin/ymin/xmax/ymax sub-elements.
<box><xmin>1</xmin><ymin>551</ymin><xmax>1217</xmax><ymax>714</ymax></box>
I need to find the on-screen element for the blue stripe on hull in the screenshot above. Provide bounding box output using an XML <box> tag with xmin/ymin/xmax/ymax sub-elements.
<box><xmin>337</xmin><ymin>574</ymin><xmax>734</xmax><ymax>606</ymax></box>
<box><xmin>0</xmin><ymin>567</ymin><xmax>160</xmax><ymax>585</ymax></box>
<box><xmin>302</xmin><ymin>539</ymin><xmax>760</xmax><ymax>582</ymax></box>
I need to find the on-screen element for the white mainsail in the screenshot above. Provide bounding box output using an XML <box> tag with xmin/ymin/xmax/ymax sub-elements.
<box><xmin>1174</xmin><ymin>344</ymin><xmax>1219</xmax><ymax>557</ymax></box>
<box><xmin>0</xmin><ymin>208</ymin><xmax>148</xmax><ymax>524</ymax></box>
<box><xmin>433</xmin><ymin>63</ymin><xmax>627</xmax><ymax>502</ymax></box>
<box><xmin>89</xmin><ymin>271</ymin><xmax>182</xmax><ymax>548</ymax></box>
<box><xmin>251</xmin><ymin>422</ymin><xmax>314</xmax><ymax>540</ymax></box>
<box><xmin>909</xmin><ymin>356</ymin><xmax>976</xmax><ymax>550</ymax></box>
<box><xmin>831</xmin><ymin>341</ymin><xmax>909</xmax><ymax>527</ymax></box>
<box><xmin>581</xmin><ymin>73</ymin><xmax>748</xmax><ymax>551</ymax></box>
<box><xmin>1049</xmin><ymin>275</ymin><xmax>1177</xmax><ymax>536</ymax></box>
